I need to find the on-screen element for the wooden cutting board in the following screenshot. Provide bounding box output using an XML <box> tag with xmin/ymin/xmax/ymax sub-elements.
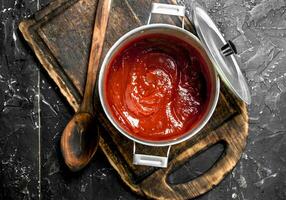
<box><xmin>19</xmin><ymin>0</ymin><xmax>249</xmax><ymax>199</ymax></box>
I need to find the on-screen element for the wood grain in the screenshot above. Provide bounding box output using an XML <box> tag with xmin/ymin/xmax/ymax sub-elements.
<box><xmin>81</xmin><ymin>0</ymin><xmax>111</xmax><ymax>112</ymax></box>
<box><xmin>19</xmin><ymin>0</ymin><xmax>249</xmax><ymax>199</ymax></box>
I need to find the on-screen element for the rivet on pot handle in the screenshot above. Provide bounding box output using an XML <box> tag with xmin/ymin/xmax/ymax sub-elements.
<box><xmin>147</xmin><ymin>3</ymin><xmax>185</xmax><ymax>28</ymax></box>
<box><xmin>133</xmin><ymin>142</ymin><xmax>171</xmax><ymax>168</ymax></box>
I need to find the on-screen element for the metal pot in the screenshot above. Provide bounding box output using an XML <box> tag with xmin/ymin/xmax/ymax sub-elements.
<box><xmin>98</xmin><ymin>3</ymin><xmax>250</xmax><ymax>168</ymax></box>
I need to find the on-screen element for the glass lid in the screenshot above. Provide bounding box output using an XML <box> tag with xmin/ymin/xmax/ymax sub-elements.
<box><xmin>192</xmin><ymin>4</ymin><xmax>251</xmax><ymax>105</ymax></box>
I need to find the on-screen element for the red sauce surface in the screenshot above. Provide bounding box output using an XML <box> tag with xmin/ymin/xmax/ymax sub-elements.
<box><xmin>105</xmin><ymin>34</ymin><xmax>211</xmax><ymax>141</ymax></box>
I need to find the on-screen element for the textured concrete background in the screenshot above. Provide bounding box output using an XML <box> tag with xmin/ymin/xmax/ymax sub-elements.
<box><xmin>1</xmin><ymin>0</ymin><xmax>286</xmax><ymax>199</ymax></box>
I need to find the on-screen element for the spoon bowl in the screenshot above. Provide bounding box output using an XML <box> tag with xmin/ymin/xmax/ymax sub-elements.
<box><xmin>61</xmin><ymin>112</ymin><xmax>99</xmax><ymax>172</ymax></box>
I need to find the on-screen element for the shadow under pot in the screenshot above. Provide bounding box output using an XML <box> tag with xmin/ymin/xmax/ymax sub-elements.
<box><xmin>98</xmin><ymin>3</ymin><xmax>250</xmax><ymax>168</ymax></box>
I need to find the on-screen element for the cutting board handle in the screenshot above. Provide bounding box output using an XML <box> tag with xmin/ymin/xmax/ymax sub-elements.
<box><xmin>141</xmin><ymin>112</ymin><xmax>247</xmax><ymax>199</ymax></box>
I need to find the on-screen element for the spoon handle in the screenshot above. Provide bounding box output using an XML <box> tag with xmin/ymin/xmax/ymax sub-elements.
<box><xmin>80</xmin><ymin>0</ymin><xmax>112</xmax><ymax>113</ymax></box>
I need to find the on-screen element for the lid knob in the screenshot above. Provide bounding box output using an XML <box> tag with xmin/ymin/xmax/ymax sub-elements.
<box><xmin>221</xmin><ymin>40</ymin><xmax>237</xmax><ymax>57</ymax></box>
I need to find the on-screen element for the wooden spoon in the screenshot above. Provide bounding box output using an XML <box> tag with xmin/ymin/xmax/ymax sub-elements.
<box><xmin>60</xmin><ymin>0</ymin><xmax>112</xmax><ymax>172</ymax></box>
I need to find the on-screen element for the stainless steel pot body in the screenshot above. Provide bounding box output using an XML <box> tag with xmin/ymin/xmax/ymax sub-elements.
<box><xmin>99</xmin><ymin>24</ymin><xmax>220</xmax><ymax>145</ymax></box>
<box><xmin>98</xmin><ymin>4</ymin><xmax>220</xmax><ymax>168</ymax></box>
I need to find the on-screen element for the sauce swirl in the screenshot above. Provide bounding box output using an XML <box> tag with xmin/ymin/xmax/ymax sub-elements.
<box><xmin>105</xmin><ymin>34</ymin><xmax>210</xmax><ymax>141</ymax></box>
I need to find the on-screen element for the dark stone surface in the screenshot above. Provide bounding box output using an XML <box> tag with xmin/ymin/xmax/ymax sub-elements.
<box><xmin>1</xmin><ymin>0</ymin><xmax>286</xmax><ymax>199</ymax></box>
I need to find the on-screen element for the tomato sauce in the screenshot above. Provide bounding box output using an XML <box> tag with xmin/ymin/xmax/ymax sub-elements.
<box><xmin>105</xmin><ymin>34</ymin><xmax>211</xmax><ymax>141</ymax></box>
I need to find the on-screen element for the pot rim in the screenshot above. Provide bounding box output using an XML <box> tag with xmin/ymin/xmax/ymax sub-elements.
<box><xmin>98</xmin><ymin>23</ymin><xmax>220</xmax><ymax>147</ymax></box>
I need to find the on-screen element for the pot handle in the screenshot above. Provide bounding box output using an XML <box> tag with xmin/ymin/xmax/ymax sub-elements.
<box><xmin>133</xmin><ymin>142</ymin><xmax>171</xmax><ymax>168</ymax></box>
<box><xmin>147</xmin><ymin>3</ymin><xmax>185</xmax><ymax>28</ymax></box>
